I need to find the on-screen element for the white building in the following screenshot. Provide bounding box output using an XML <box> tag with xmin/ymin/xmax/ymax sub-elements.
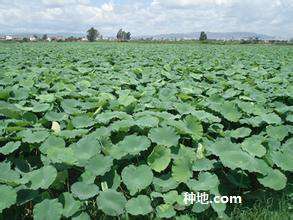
<box><xmin>5</xmin><ymin>35</ymin><xmax>13</xmax><ymax>40</ymax></box>
<box><xmin>30</xmin><ymin>36</ymin><xmax>37</xmax><ymax>41</ymax></box>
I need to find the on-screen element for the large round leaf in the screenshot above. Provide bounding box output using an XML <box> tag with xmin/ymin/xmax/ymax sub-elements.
<box><xmin>147</xmin><ymin>146</ymin><xmax>171</xmax><ymax>172</ymax></box>
<box><xmin>71</xmin><ymin>182</ymin><xmax>99</xmax><ymax>200</ymax></box>
<box><xmin>72</xmin><ymin>115</ymin><xmax>95</xmax><ymax>128</ymax></box>
<box><xmin>33</xmin><ymin>199</ymin><xmax>63</xmax><ymax>220</ymax></box>
<box><xmin>122</xmin><ymin>165</ymin><xmax>153</xmax><ymax>195</ymax></box>
<box><xmin>184</xmin><ymin>115</ymin><xmax>203</xmax><ymax>140</ymax></box>
<box><xmin>85</xmin><ymin>154</ymin><xmax>113</xmax><ymax>176</ymax></box>
<box><xmin>0</xmin><ymin>141</ymin><xmax>21</xmax><ymax>155</ymax></box>
<box><xmin>59</xmin><ymin>192</ymin><xmax>82</xmax><ymax>218</ymax></box>
<box><xmin>96</xmin><ymin>189</ymin><xmax>126</xmax><ymax>216</ymax></box>
<box><xmin>148</xmin><ymin>126</ymin><xmax>179</xmax><ymax>147</ymax></box>
<box><xmin>0</xmin><ymin>185</ymin><xmax>17</xmax><ymax>212</ymax></box>
<box><xmin>126</xmin><ymin>195</ymin><xmax>153</xmax><ymax>215</ymax></box>
<box><xmin>110</xmin><ymin>135</ymin><xmax>151</xmax><ymax>159</ymax></box>
<box><xmin>258</xmin><ymin>169</ymin><xmax>287</xmax><ymax>190</ymax></box>
<box><xmin>26</xmin><ymin>165</ymin><xmax>57</xmax><ymax>190</ymax></box>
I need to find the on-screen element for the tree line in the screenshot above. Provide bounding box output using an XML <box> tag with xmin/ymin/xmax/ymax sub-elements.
<box><xmin>86</xmin><ymin>27</ymin><xmax>131</xmax><ymax>42</ymax></box>
<box><xmin>87</xmin><ymin>27</ymin><xmax>208</xmax><ymax>42</ymax></box>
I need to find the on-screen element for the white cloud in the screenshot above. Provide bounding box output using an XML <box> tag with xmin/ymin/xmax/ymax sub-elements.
<box><xmin>101</xmin><ymin>3</ymin><xmax>114</xmax><ymax>12</ymax></box>
<box><xmin>152</xmin><ymin>0</ymin><xmax>234</xmax><ymax>7</ymax></box>
<box><xmin>0</xmin><ymin>0</ymin><xmax>292</xmax><ymax>38</ymax></box>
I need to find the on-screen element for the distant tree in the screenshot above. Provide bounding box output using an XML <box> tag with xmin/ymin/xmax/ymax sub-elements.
<box><xmin>117</xmin><ymin>29</ymin><xmax>131</xmax><ymax>42</ymax></box>
<box><xmin>199</xmin><ymin>31</ymin><xmax>207</xmax><ymax>41</ymax></box>
<box><xmin>33</xmin><ymin>35</ymin><xmax>38</xmax><ymax>40</ymax></box>
<box><xmin>42</xmin><ymin>34</ymin><xmax>48</xmax><ymax>41</ymax></box>
<box><xmin>126</xmin><ymin>32</ymin><xmax>131</xmax><ymax>41</ymax></box>
<box><xmin>22</xmin><ymin>37</ymin><xmax>29</xmax><ymax>42</ymax></box>
<box><xmin>117</xmin><ymin>29</ymin><xmax>123</xmax><ymax>41</ymax></box>
<box><xmin>87</xmin><ymin>27</ymin><xmax>99</xmax><ymax>42</ymax></box>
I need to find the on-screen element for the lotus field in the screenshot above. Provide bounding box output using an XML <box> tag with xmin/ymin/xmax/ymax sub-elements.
<box><xmin>0</xmin><ymin>42</ymin><xmax>292</xmax><ymax>219</ymax></box>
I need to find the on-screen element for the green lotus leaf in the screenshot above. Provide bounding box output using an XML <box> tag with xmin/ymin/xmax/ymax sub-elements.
<box><xmin>271</xmin><ymin>150</ymin><xmax>293</xmax><ymax>172</ymax></box>
<box><xmin>184</xmin><ymin>115</ymin><xmax>203</xmax><ymax>140</ymax></box>
<box><xmin>163</xmin><ymin>190</ymin><xmax>179</xmax><ymax>205</ymax></box>
<box><xmin>36</xmin><ymin>93</ymin><xmax>55</xmax><ymax>103</ymax></box>
<box><xmin>126</xmin><ymin>195</ymin><xmax>153</xmax><ymax>215</ymax></box>
<box><xmin>217</xmin><ymin>101</ymin><xmax>242</xmax><ymax>122</ymax></box>
<box><xmin>237</xmin><ymin>102</ymin><xmax>267</xmax><ymax>116</ymax></box>
<box><xmin>266</xmin><ymin>125</ymin><xmax>289</xmax><ymax>141</ymax></box>
<box><xmin>22</xmin><ymin>112</ymin><xmax>38</xmax><ymax>123</ymax></box>
<box><xmin>96</xmin><ymin>189</ymin><xmax>127</xmax><ymax>216</ymax></box>
<box><xmin>211</xmin><ymin>194</ymin><xmax>227</xmax><ymax>218</ymax></box>
<box><xmin>61</xmin><ymin>99</ymin><xmax>81</xmax><ymax>115</ymax></box>
<box><xmin>110</xmin><ymin>119</ymin><xmax>135</xmax><ymax>132</ymax></box>
<box><xmin>192</xmin><ymin>202</ymin><xmax>210</xmax><ymax>213</ymax></box>
<box><xmin>22</xmin><ymin>130</ymin><xmax>50</xmax><ymax>143</ymax></box>
<box><xmin>286</xmin><ymin>114</ymin><xmax>293</xmax><ymax>122</ymax></box>
<box><xmin>0</xmin><ymin>162</ymin><xmax>20</xmax><ymax>185</ymax></box>
<box><xmin>72</xmin><ymin>115</ymin><xmax>95</xmax><ymax>128</ymax></box>
<box><xmin>95</xmin><ymin>111</ymin><xmax>131</xmax><ymax>124</ymax></box>
<box><xmin>219</xmin><ymin>150</ymin><xmax>269</xmax><ymax>174</ymax></box>
<box><xmin>40</xmin><ymin>135</ymin><xmax>65</xmax><ymax>154</ymax></box>
<box><xmin>85</xmin><ymin>154</ymin><xmax>113</xmax><ymax>176</ymax></box>
<box><xmin>72</xmin><ymin>212</ymin><xmax>91</xmax><ymax>220</ymax></box>
<box><xmin>207</xmin><ymin>138</ymin><xmax>240</xmax><ymax>156</ymax></box>
<box><xmin>12</xmin><ymin>88</ymin><xmax>29</xmax><ymax>100</ymax></box>
<box><xmin>58</xmin><ymin>129</ymin><xmax>88</xmax><ymax>139</ymax></box>
<box><xmin>172</xmin><ymin>158</ymin><xmax>192</xmax><ymax>183</ymax></box>
<box><xmin>59</xmin><ymin>192</ymin><xmax>82</xmax><ymax>218</ymax></box>
<box><xmin>187</xmin><ymin>172</ymin><xmax>219</xmax><ymax>192</ymax></box>
<box><xmin>191</xmin><ymin>110</ymin><xmax>221</xmax><ymax>123</ymax></box>
<box><xmin>261</xmin><ymin>113</ymin><xmax>282</xmax><ymax>125</ymax></box>
<box><xmin>32</xmin><ymin>102</ymin><xmax>51</xmax><ymax>112</ymax></box>
<box><xmin>192</xmin><ymin>159</ymin><xmax>216</xmax><ymax>171</ymax></box>
<box><xmin>33</xmin><ymin>199</ymin><xmax>63</xmax><ymax>220</ymax></box>
<box><xmin>153</xmin><ymin>174</ymin><xmax>179</xmax><ymax>193</ymax></box>
<box><xmin>109</xmin><ymin>135</ymin><xmax>151</xmax><ymax>159</ymax></box>
<box><xmin>25</xmin><ymin>165</ymin><xmax>57</xmax><ymax>190</ymax></box>
<box><xmin>0</xmin><ymin>141</ymin><xmax>21</xmax><ymax>155</ymax></box>
<box><xmin>149</xmin><ymin>126</ymin><xmax>179</xmax><ymax>147</ymax></box>
<box><xmin>226</xmin><ymin>127</ymin><xmax>251</xmax><ymax>139</ymax></box>
<box><xmin>147</xmin><ymin>146</ymin><xmax>171</xmax><ymax>172</ymax></box>
<box><xmin>241</xmin><ymin>135</ymin><xmax>266</xmax><ymax>157</ymax></box>
<box><xmin>156</xmin><ymin>204</ymin><xmax>176</xmax><ymax>218</ymax></box>
<box><xmin>118</xmin><ymin>94</ymin><xmax>137</xmax><ymax>106</ymax></box>
<box><xmin>46</xmin><ymin>147</ymin><xmax>77</xmax><ymax>165</ymax></box>
<box><xmin>258</xmin><ymin>169</ymin><xmax>287</xmax><ymax>190</ymax></box>
<box><xmin>44</xmin><ymin>111</ymin><xmax>68</xmax><ymax>122</ymax></box>
<box><xmin>71</xmin><ymin>182</ymin><xmax>99</xmax><ymax>200</ymax></box>
<box><xmin>71</xmin><ymin>136</ymin><xmax>101</xmax><ymax>164</ymax></box>
<box><xmin>0</xmin><ymin>185</ymin><xmax>17</xmax><ymax>212</ymax></box>
<box><xmin>135</xmin><ymin>115</ymin><xmax>159</xmax><ymax>128</ymax></box>
<box><xmin>122</xmin><ymin>165</ymin><xmax>153</xmax><ymax>195</ymax></box>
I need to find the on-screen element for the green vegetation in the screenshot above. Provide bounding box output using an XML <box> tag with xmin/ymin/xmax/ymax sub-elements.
<box><xmin>0</xmin><ymin>42</ymin><xmax>292</xmax><ymax>219</ymax></box>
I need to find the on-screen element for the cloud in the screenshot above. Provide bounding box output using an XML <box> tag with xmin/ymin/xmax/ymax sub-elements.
<box><xmin>0</xmin><ymin>0</ymin><xmax>292</xmax><ymax>38</ymax></box>
<box><xmin>152</xmin><ymin>0</ymin><xmax>234</xmax><ymax>7</ymax></box>
<box><xmin>101</xmin><ymin>2</ymin><xmax>114</xmax><ymax>12</ymax></box>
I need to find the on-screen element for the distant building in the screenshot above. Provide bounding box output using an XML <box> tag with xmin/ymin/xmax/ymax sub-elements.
<box><xmin>47</xmin><ymin>37</ymin><xmax>52</xmax><ymax>42</ymax></box>
<box><xmin>30</xmin><ymin>36</ymin><xmax>37</xmax><ymax>41</ymax></box>
<box><xmin>5</xmin><ymin>35</ymin><xmax>13</xmax><ymax>40</ymax></box>
<box><xmin>81</xmin><ymin>37</ymin><xmax>88</xmax><ymax>41</ymax></box>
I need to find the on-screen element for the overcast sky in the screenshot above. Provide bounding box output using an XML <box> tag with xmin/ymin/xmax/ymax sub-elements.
<box><xmin>0</xmin><ymin>0</ymin><xmax>292</xmax><ymax>38</ymax></box>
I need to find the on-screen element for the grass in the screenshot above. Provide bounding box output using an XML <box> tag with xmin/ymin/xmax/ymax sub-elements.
<box><xmin>229</xmin><ymin>194</ymin><xmax>292</xmax><ymax>220</ymax></box>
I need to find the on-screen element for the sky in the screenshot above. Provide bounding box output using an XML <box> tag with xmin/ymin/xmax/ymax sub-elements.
<box><xmin>0</xmin><ymin>0</ymin><xmax>292</xmax><ymax>38</ymax></box>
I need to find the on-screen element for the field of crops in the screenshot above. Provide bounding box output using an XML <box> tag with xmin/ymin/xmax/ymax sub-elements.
<box><xmin>0</xmin><ymin>42</ymin><xmax>292</xmax><ymax>219</ymax></box>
